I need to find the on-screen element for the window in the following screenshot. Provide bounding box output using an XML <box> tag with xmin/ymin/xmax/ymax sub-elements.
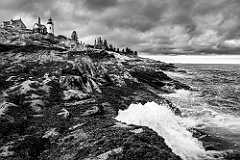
<box><xmin>50</xmin><ymin>27</ymin><xmax>51</xmax><ymax>29</ymax></box>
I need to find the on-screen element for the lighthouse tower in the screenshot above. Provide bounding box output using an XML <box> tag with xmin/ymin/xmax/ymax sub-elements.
<box><xmin>47</xmin><ymin>17</ymin><xmax>54</xmax><ymax>35</ymax></box>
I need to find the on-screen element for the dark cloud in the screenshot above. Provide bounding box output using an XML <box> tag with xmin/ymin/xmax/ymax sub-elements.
<box><xmin>1</xmin><ymin>0</ymin><xmax>240</xmax><ymax>54</ymax></box>
<box><xmin>142</xmin><ymin>2</ymin><xmax>166</xmax><ymax>22</ymax></box>
<box><xmin>83</xmin><ymin>0</ymin><xmax>118</xmax><ymax>11</ymax></box>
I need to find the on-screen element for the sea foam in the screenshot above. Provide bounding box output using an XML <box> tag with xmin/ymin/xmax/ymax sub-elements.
<box><xmin>163</xmin><ymin>90</ymin><xmax>240</xmax><ymax>136</ymax></box>
<box><xmin>116</xmin><ymin>102</ymin><xmax>218</xmax><ymax>160</ymax></box>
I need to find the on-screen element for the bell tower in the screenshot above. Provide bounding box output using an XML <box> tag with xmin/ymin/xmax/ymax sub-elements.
<box><xmin>47</xmin><ymin>17</ymin><xmax>54</xmax><ymax>35</ymax></box>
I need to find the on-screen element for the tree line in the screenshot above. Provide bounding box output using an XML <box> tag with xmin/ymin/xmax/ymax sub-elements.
<box><xmin>94</xmin><ymin>37</ymin><xmax>137</xmax><ymax>55</ymax></box>
<box><xmin>69</xmin><ymin>31</ymin><xmax>138</xmax><ymax>55</ymax></box>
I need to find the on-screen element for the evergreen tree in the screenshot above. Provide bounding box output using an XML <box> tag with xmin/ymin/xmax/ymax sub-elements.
<box><xmin>122</xmin><ymin>49</ymin><xmax>125</xmax><ymax>53</ymax></box>
<box><xmin>117</xmin><ymin>48</ymin><xmax>120</xmax><ymax>53</ymax></box>
<box><xmin>71</xmin><ymin>31</ymin><xmax>79</xmax><ymax>44</ymax></box>
<box><xmin>126</xmin><ymin>47</ymin><xmax>129</xmax><ymax>53</ymax></box>
<box><xmin>103</xmin><ymin>39</ymin><xmax>108</xmax><ymax>50</ymax></box>
<box><xmin>109</xmin><ymin>44</ymin><xmax>113</xmax><ymax>51</ymax></box>
<box><xmin>98</xmin><ymin>37</ymin><xmax>102</xmax><ymax>48</ymax></box>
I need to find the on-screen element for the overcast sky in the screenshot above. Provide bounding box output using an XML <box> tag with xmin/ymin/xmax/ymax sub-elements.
<box><xmin>1</xmin><ymin>0</ymin><xmax>240</xmax><ymax>54</ymax></box>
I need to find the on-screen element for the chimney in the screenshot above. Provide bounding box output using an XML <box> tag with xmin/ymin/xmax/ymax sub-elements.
<box><xmin>38</xmin><ymin>17</ymin><xmax>41</xmax><ymax>24</ymax></box>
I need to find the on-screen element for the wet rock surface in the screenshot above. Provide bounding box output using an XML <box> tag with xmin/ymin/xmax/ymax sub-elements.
<box><xmin>0</xmin><ymin>45</ymin><xmax>189</xmax><ymax>160</ymax></box>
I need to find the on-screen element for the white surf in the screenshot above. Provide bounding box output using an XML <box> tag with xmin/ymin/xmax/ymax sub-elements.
<box><xmin>116</xmin><ymin>102</ymin><xmax>219</xmax><ymax>160</ymax></box>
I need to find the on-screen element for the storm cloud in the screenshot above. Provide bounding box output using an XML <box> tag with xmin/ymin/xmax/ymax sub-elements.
<box><xmin>0</xmin><ymin>0</ymin><xmax>240</xmax><ymax>54</ymax></box>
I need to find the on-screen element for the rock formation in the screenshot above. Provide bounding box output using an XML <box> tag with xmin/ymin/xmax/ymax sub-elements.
<box><xmin>0</xmin><ymin>44</ymin><xmax>193</xmax><ymax>160</ymax></box>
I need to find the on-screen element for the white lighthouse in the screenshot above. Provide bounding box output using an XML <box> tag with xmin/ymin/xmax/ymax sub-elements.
<box><xmin>47</xmin><ymin>17</ymin><xmax>54</xmax><ymax>35</ymax></box>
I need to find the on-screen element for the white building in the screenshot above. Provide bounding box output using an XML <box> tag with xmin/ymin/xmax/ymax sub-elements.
<box><xmin>47</xmin><ymin>17</ymin><xmax>54</xmax><ymax>35</ymax></box>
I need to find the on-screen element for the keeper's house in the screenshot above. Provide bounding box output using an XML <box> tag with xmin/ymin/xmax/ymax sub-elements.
<box><xmin>1</xmin><ymin>18</ymin><xmax>27</xmax><ymax>30</ymax></box>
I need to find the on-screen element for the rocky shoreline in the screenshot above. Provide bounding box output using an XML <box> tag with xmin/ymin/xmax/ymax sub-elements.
<box><xmin>0</xmin><ymin>45</ymin><xmax>191</xmax><ymax>160</ymax></box>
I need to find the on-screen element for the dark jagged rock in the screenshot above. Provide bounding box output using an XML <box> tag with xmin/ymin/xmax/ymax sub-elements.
<box><xmin>13</xmin><ymin>136</ymin><xmax>50</xmax><ymax>159</ymax></box>
<box><xmin>0</xmin><ymin>44</ymin><xmax>188</xmax><ymax>160</ymax></box>
<box><xmin>130</xmin><ymin>67</ymin><xmax>191</xmax><ymax>91</ymax></box>
<box><xmin>61</xmin><ymin>55</ymin><xmax>101</xmax><ymax>94</ymax></box>
<box><xmin>73</xmin><ymin>56</ymin><xmax>97</xmax><ymax>78</ymax></box>
<box><xmin>0</xmin><ymin>102</ymin><xmax>29</xmax><ymax>137</ymax></box>
<box><xmin>130</xmin><ymin>70</ymin><xmax>170</xmax><ymax>88</ymax></box>
<box><xmin>60</xmin><ymin>75</ymin><xmax>86</xmax><ymax>90</ymax></box>
<box><xmin>117</xmin><ymin>129</ymin><xmax>181</xmax><ymax>160</ymax></box>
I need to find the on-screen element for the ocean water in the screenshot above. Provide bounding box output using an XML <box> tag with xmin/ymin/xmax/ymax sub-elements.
<box><xmin>116</xmin><ymin>62</ymin><xmax>240</xmax><ymax>160</ymax></box>
<box><xmin>140</xmin><ymin>55</ymin><xmax>240</xmax><ymax>64</ymax></box>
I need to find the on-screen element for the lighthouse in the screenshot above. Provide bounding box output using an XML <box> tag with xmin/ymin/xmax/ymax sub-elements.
<box><xmin>47</xmin><ymin>17</ymin><xmax>54</xmax><ymax>35</ymax></box>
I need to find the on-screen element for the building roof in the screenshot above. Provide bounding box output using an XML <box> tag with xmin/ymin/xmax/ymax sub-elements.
<box><xmin>33</xmin><ymin>23</ymin><xmax>46</xmax><ymax>29</ymax></box>
<box><xmin>2</xmin><ymin>19</ymin><xmax>26</xmax><ymax>28</ymax></box>
<box><xmin>47</xmin><ymin>17</ymin><xmax>53</xmax><ymax>24</ymax></box>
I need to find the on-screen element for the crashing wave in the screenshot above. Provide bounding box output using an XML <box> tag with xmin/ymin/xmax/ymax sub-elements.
<box><xmin>116</xmin><ymin>101</ymin><xmax>220</xmax><ymax>160</ymax></box>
